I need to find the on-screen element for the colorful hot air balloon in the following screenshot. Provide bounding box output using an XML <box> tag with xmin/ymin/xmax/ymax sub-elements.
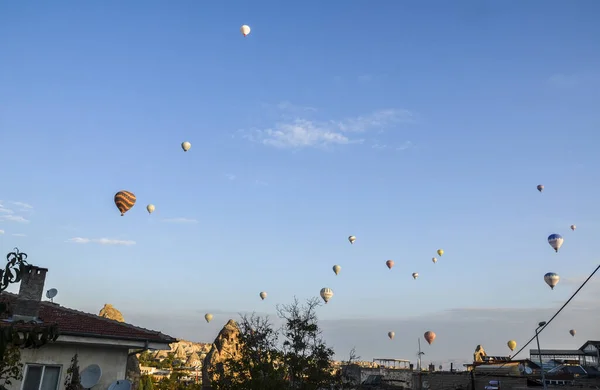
<box><xmin>260</xmin><ymin>291</ymin><xmax>267</xmax><ymax>300</ymax></box>
<box><xmin>114</xmin><ymin>191</ymin><xmax>136</xmax><ymax>216</ymax></box>
<box><xmin>544</xmin><ymin>272</ymin><xmax>560</xmax><ymax>290</ymax></box>
<box><xmin>204</xmin><ymin>313</ymin><xmax>213</xmax><ymax>323</ymax></box>
<box><xmin>507</xmin><ymin>340</ymin><xmax>517</xmax><ymax>351</ymax></box>
<box><xmin>181</xmin><ymin>141</ymin><xmax>191</xmax><ymax>152</ymax></box>
<box><xmin>569</xmin><ymin>329</ymin><xmax>576</xmax><ymax>337</ymax></box>
<box><xmin>388</xmin><ymin>331</ymin><xmax>395</xmax><ymax>340</ymax></box>
<box><xmin>548</xmin><ymin>234</ymin><xmax>564</xmax><ymax>252</ymax></box>
<box><xmin>432</xmin><ymin>257</ymin><xmax>437</xmax><ymax>264</ymax></box>
<box><xmin>320</xmin><ymin>287</ymin><xmax>333</xmax><ymax>304</ymax></box>
<box><xmin>386</xmin><ymin>260</ymin><xmax>394</xmax><ymax>269</ymax></box>
<box><xmin>412</xmin><ymin>272</ymin><xmax>419</xmax><ymax>279</ymax></box>
<box><xmin>537</xmin><ymin>184</ymin><xmax>544</xmax><ymax>192</ymax></box>
<box><xmin>348</xmin><ymin>235</ymin><xmax>356</xmax><ymax>244</ymax></box>
<box><xmin>240</xmin><ymin>25</ymin><xmax>251</xmax><ymax>37</ymax></box>
<box><xmin>424</xmin><ymin>331</ymin><xmax>436</xmax><ymax>345</ymax></box>
<box><xmin>146</xmin><ymin>204</ymin><xmax>155</xmax><ymax>214</ymax></box>
<box><xmin>437</xmin><ymin>249</ymin><xmax>444</xmax><ymax>256</ymax></box>
<box><xmin>332</xmin><ymin>265</ymin><xmax>341</xmax><ymax>275</ymax></box>
<box><xmin>570</xmin><ymin>225</ymin><xmax>576</xmax><ymax>231</ymax></box>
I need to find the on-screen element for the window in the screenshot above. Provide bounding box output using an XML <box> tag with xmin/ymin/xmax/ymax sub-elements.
<box><xmin>21</xmin><ymin>364</ymin><xmax>61</xmax><ymax>390</ymax></box>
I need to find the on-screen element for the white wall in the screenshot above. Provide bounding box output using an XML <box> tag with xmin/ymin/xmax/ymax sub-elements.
<box><xmin>7</xmin><ymin>342</ymin><xmax>129</xmax><ymax>390</ymax></box>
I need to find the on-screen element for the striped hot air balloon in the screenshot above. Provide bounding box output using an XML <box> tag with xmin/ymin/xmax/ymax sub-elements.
<box><xmin>114</xmin><ymin>191</ymin><xmax>136</xmax><ymax>216</ymax></box>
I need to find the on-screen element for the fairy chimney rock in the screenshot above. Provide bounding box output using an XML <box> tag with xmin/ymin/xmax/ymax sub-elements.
<box><xmin>202</xmin><ymin>319</ymin><xmax>240</xmax><ymax>389</ymax></box>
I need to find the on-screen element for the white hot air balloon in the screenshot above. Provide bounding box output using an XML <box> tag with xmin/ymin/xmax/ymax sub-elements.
<box><xmin>544</xmin><ymin>272</ymin><xmax>560</xmax><ymax>290</ymax></box>
<box><xmin>260</xmin><ymin>291</ymin><xmax>267</xmax><ymax>300</ymax></box>
<box><xmin>432</xmin><ymin>257</ymin><xmax>437</xmax><ymax>264</ymax></box>
<box><xmin>146</xmin><ymin>204</ymin><xmax>155</xmax><ymax>214</ymax></box>
<box><xmin>240</xmin><ymin>25</ymin><xmax>251</xmax><ymax>37</ymax></box>
<box><xmin>204</xmin><ymin>313</ymin><xmax>213</xmax><ymax>323</ymax></box>
<box><xmin>570</xmin><ymin>225</ymin><xmax>576</xmax><ymax>231</ymax></box>
<box><xmin>332</xmin><ymin>265</ymin><xmax>341</xmax><ymax>275</ymax></box>
<box><xmin>320</xmin><ymin>287</ymin><xmax>333</xmax><ymax>304</ymax></box>
<box><xmin>547</xmin><ymin>234</ymin><xmax>564</xmax><ymax>253</ymax></box>
<box><xmin>181</xmin><ymin>141</ymin><xmax>191</xmax><ymax>152</ymax></box>
<box><xmin>412</xmin><ymin>272</ymin><xmax>419</xmax><ymax>280</ymax></box>
<box><xmin>388</xmin><ymin>331</ymin><xmax>395</xmax><ymax>340</ymax></box>
<box><xmin>348</xmin><ymin>235</ymin><xmax>356</xmax><ymax>244</ymax></box>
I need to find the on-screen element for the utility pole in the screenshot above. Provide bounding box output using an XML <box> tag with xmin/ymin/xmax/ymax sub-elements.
<box><xmin>417</xmin><ymin>338</ymin><xmax>425</xmax><ymax>390</ymax></box>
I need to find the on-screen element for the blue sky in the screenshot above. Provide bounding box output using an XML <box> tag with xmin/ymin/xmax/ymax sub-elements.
<box><xmin>1</xmin><ymin>0</ymin><xmax>600</xmax><ymax>362</ymax></box>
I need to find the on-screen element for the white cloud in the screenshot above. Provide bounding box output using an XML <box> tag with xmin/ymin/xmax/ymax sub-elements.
<box><xmin>11</xmin><ymin>201</ymin><xmax>33</xmax><ymax>210</ymax></box>
<box><xmin>0</xmin><ymin>229</ymin><xmax>4</xmax><ymax>234</ymax></box>
<box><xmin>225</xmin><ymin>174</ymin><xmax>236</xmax><ymax>181</ymax></box>
<box><xmin>12</xmin><ymin>233</ymin><xmax>26</xmax><ymax>237</ymax></box>
<box><xmin>371</xmin><ymin>141</ymin><xmax>415</xmax><ymax>151</ymax></box>
<box><xmin>243</xmin><ymin>108</ymin><xmax>415</xmax><ymax>149</ymax></box>
<box><xmin>0</xmin><ymin>215</ymin><xmax>29</xmax><ymax>223</ymax></box>
<box><xmin>0</xmin><ymin>203</ymin><xmax>14</xmax><ymax>214</ymax></box>
<box><xmin>66</xmin><ymin>237</ymin><xmax>136</xmax><ymax>245</ymax></box>
<box><xmin>161</xmin><ymin>217</ymin><xmax>198</xmax><ymax>224</ymax></box>
<box><xmin>396</xmin><ymin>141</ymin><xmax>415</xmax><ymax>151</ymax></box>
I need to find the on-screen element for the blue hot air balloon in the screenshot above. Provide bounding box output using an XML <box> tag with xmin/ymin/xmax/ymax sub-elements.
<box><xmin>544</xmin><ymin>272</ymin><xmax>560</xmax><ymax>289</ymax></box>
<box><xmin>548</xmin><ymin>234</ymin><xmax>564</xmax><ymax>253</ymax></box>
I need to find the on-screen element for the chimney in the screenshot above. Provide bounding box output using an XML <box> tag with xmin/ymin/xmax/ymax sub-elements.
<box><xmin>12</xmin><ymin>265</ymin><xmax>48</xmax><ymax>322</ymax></box>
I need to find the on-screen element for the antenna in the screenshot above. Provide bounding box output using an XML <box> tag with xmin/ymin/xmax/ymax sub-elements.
<box><xmin>417</xmin><ymin>338</ymin><xmax>425</xmax><ymax>371</ymax></box>
<box><xmin>45</xmin><ymin>288</ymin><xmax>58</xmax><ymax>303</ymax></box>
<box><xmin>80</xmin><ymin>364</ymin><xmax>102</xmax><ymax>389</ymax></box>
<box><xmin>108</xmin><ymin>380</ymin><xmax>132</xmax><ymax>390</ymax></box>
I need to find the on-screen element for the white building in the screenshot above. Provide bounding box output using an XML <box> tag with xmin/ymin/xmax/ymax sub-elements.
<box><xmin>0</xmin><ymin>265</ymin><xmax>176</xmax><ymax>390</ymax></box>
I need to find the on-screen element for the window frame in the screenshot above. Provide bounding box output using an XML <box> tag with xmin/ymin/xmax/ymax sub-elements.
<box><xmin>21</xmin><ymin>363</ymin><xmax>62</xmax><ymax>390</ymax></box>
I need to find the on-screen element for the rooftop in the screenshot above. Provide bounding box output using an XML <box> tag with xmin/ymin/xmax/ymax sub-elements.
<box><xmin>529</xmin><ymin>349</ymin><xmax>584</xmax><ymax>356</ymax></box>
<box><xmin>0</xmin><ymin>292</ymin><xmax>176</xmax><ymax>344</ymax></box>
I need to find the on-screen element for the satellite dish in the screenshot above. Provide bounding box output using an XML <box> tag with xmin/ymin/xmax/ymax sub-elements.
<box><xmin>524</xmin><ymin>367</ymin><xmax>533</xmax><ymax>375</ymax></box>
<box><xmin>108</xmin><ymin>380</ymin><xmax>132</xmax><ymax>390</ymax></box>
<box><xmin>46</xmin><ymin>288</ymin><xmax>58</xmax><ymax>302</ymax></box>
<box><xmin>80</xmin><ymin>364</ymin><xmax>102</xmax><ymax>389</ymax></box>
<box><xmin>422</xmin><ymin>381</ymin><xmax>430</xmax><ymax>389</ymax></box>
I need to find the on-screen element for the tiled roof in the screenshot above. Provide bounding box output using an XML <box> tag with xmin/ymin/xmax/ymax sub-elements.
<box><xmin>0</xmin><ymin>293</ymin><xmax>176</xmax><ymax>344</ymax></box>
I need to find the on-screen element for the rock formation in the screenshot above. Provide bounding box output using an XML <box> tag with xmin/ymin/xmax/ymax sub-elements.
<box><xmin>186</xmin><ymin>351</ymin><xmax>202</xmax><ymax>368</ymax></box>
<box><xmin>474</xmin><ymin>345</ymin><xmax>487</xmax><ymax>363</ymax></box>
<box><xmin>202</xmin><ymin>319</ymin><xmax>240</xmax><ymax>389</ymax></box>
<box><xmin>99</xmin><ymin>304</ymin><xmax>125</xmax><ymax>322</ymax></box>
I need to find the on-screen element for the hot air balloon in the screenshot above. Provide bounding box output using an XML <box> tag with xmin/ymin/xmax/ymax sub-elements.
<box><xmin>424</xmin><ymin>331</ymin><xmax>436</xmax><ymax>345</ymax></box>
<box><xmin>348</xmin><ymin>235</ymin><xmax>356</xmax><ymax>244</ymax></box>
<box><xmin>181</xmin><ymin>141</ymin><xmax>191</xmax><ymax>152</ymax></box>
<box><xmin>260</xmin><ymin>291</ymin><xmax>267</xmax><ymax>300</ymax></box>
<box><xmin>320</xmin><ymin>287</ymin><xmax>333</xmax><ymax>304</ymax></box>
<box><xmin>569</xmin><ymin>329</ymin><xmax>576</xmax><ymax>337</ymax></box>
<box><xmin>544</xmin><ymin>272</ymin><xmax>560</xmax><ymax>290</ymax></box>
<box><xmin>240</xmin><ymin>25</ymin><xmax>251</xmax><ymax>37</ymax></box>
<box><xmin>548</xmin><ymin>234</ymin><xmax>564</xmax><ymax>252</ymax></box>
<box><xmin>507</xmin><ymin>340</ymin><xmax>517</xmax><ymax>351</ymax></box>
<box><xmin>437</xmin><ymin>249</ymin><xmax>444</xmax><ymax>256</ymax></box>
<box><xmin>432</xmin><ymin>257</ymin><xmax>437</xmax><ymax>264</ymax></box>
<box><xmin>386</xmin><ymin>260</ymin><xmax>394</xmax><ymax>270</ymax></box>
<box><xmin>388</xmin><ymin>331</ymin><xmax>395</xmax><ymax>340</ymax></box>
<box><xmin>333</xmin><ymin>265</ymin><xmax>341</xmax><ymax>275</ymax></box>
<box><xmin>570</xmin><ymin>225</ymin><xmax>576</xmax><ymax>231</ymax></box>
<box><xmin>412</xmin><ymin>272</ymin><xmax>419</xmax><ymax>279</ymax></box>
<box><xmin>537</xmin><ymin>184</ymin><xmax>544</xmax><ymax>193</ymax></box>
<box><xmin>114</xmin><ymin>191</ymin><xmax>136</xmax><ymax>216</ymax></box>
<box><xmin>204</xmin><ymin>313</ymin><xmax>213</xmax><ymax>323</ymax></box>
<box><xmin>146</xmin><ymin>204</ymin><xmax>155</xmax><ymax>214</ymax></box>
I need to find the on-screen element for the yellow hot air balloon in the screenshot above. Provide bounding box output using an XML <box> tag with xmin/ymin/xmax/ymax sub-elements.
<box><xmin>114</xmin><ymin>191</ymin><xmax>136</xmax><ymax>216</ymax></box>
<box><xmin>240</xmin><ymin>25</ymin><xmax>251</xmax><ymax>37</ymax></box>
<box><xmin>332</xmin><ymin>265</ymin><xmax>341</xmax><ymax>275</ymax></box>
<box><xmin>204</xmin><ymin>313</ymin><xmax>213</xmax><ymax>323</ymax></box>
<box><xmin>348</xmin><ymin>235</ymin><xmax>356</xmax><ymax>244</ymax></box>
<box><xmin>181</xmin><ymin>141</ymin><xmax>191</xmax><ymax>152</ymax></box>
<box><xmin>437</xmin><ymin>249</ymin><xmax>444</xmax><ymax>256</ymax></box>
<box><xmin>260</xmin><ymin>291</ymin><xmax>267</xmax><ymax>300</ymax></box>
<box><xmin>507</xmin><ymin>340</ymin><xmax>517</xmax><ymax>351</ymax></box>
<box><xmin>146</xmin><ymin>204</ymin><xmax>155</xmax><ymax>214</ymax></box>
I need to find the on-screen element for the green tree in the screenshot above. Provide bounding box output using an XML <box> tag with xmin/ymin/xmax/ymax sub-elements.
<box><xmin>139</xmin><ymin>375</ymin><xmax>154</xmax><ymax>390</ymax></box>
<box><xmin>0</xmin><ymin>344</ymin><xmax>23</xmax><ymax>390</ymax></box>
<box><xmin>64</xmin><ymin>353</ymin><xmax>82</xmax><ymax>390</ymax></box>
<box><xmin>209</xmin><ymin>297</ymin><xmax>338</xmax><ymax>390</ymax></box>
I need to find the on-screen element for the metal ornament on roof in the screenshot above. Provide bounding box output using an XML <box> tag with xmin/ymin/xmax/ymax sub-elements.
<box><xmin>1</xmin><ymin>248</ymin><xmax>29</xmax><ymax>294</ymax></box>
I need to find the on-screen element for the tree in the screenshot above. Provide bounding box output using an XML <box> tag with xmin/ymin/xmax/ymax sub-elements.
<box><xmin>209</xmin><ymin>297</ymin><xmax>338</xmax><ymax>390</ymax></box>
<box><xmin>139</xmin><ymin>375</ymin><xmax>154</xmax><ymax>390</ymax></box>
<box><xmin>0</xmin><ymin>344</ymin><xmax>23</xmax><ymax>390</ymax></box>
<box><xmin>64</xmin><ymin>353</ymin><xmax>82</xmax><ymax>390</ymax></box>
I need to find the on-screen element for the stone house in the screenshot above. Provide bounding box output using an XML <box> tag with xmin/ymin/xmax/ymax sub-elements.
<box><xmin>0</xmin><ymin>264</ymin><xmax>176</xmax><ymax>390</ymax></box>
